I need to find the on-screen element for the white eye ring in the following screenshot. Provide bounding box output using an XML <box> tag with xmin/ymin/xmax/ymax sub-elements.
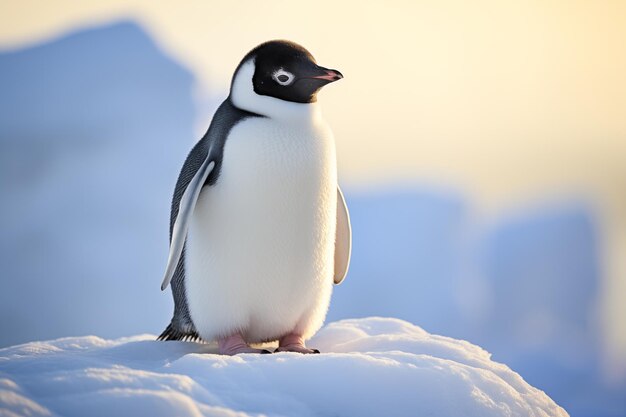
<box><xmin>272</xmin><ymin>68</ymin><xmax>295</xmax><ymax>86</ymax></box>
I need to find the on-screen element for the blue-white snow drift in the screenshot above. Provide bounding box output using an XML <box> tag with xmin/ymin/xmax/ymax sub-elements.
<box><xmin>0</xmin><ymin>317</ymin><xmax>568</xmax><ymax>417</ymax></box>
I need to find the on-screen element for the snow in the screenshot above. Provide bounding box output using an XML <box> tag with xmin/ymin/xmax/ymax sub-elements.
<box><xmin>0</xmin><ymin>317</ymin><xmax>567</xmax><ymax>417</ymax></box>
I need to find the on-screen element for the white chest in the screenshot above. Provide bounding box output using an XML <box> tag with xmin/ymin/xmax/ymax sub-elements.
<box><xmin>221</xmin><ymin>116</ymin><xmax>335</xmax><ymax>206</ymax></box>
<box><xmin>207</xmin><ymin>116</ymin><xmax>338</xmax><ymax>264</ymax></box>
<box><xmin>185</xmin><ymin>115</ymin><xmax>338</xmax><ymax>342</ymax></box>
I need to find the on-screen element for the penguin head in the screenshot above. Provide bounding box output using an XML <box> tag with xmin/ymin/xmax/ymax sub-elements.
<box><xmin>230</xmin><ymin>40</ymin><xmax>342</xmax><ymax>117</ymax></box>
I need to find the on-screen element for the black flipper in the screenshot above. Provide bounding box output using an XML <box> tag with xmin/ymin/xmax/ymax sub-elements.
<box><xmin>160</xmin><ymin>158</ymin><xmax>215</xmax><ymax>291</ymax></box>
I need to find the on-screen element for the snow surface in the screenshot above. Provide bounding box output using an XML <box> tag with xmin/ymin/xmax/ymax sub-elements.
<box><xmin>0</xmin><ymin>317</ymin><xmax>567</xmax><ymax>417</ymax></box>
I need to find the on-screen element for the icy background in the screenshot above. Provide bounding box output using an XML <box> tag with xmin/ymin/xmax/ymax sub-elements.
<box><xmin>0</xmin><ymin>22</ymin><xmax>623</xmax><ymax>417</ymax></box>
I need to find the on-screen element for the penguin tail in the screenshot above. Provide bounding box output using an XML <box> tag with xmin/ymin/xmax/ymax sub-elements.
<box><xmin>157</xmin><ymin>322</ymin><xmax>202</xmax><ymax>342</ymax></box>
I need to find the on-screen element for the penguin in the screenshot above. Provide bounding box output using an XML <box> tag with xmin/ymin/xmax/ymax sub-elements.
<box><xmin>158</xmin><ymin>40</ymin><xmax>351</xmax><ymax>355</ymax></box>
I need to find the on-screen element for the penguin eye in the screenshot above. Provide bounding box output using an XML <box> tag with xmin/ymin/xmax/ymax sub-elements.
<box><xmin>272</xmin><ymin>69</ymin><xmax>294</xmax><ymax>86</ymax></box>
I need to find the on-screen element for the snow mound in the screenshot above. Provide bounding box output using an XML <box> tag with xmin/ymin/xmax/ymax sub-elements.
<box><xmin>0</xmin><ymin>317</ymin><xmax>567</xmax><ymax>417</ymax></box>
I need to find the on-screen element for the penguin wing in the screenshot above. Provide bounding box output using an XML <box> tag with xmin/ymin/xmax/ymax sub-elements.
<box><xmin>334</xmin><ymin>186</ymin><xmax>352</xmax><ymax>284</ymax></box>
<box><xmin>160</xmin><ymin>100</ymin><xmax>259</xmax><ymax>292</ymax></box>
<box><xmin>161</xmin><ymin>157</ymin><xmax>215</xmax><ymax>291</ymax></box>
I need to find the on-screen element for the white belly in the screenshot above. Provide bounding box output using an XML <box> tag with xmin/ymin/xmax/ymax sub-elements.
<box><xmin>185</xmin><ymin>116</ymin><xmax>337</xmax><ymax>343</ymax></box>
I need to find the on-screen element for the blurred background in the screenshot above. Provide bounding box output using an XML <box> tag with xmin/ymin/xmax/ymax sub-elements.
<box><xmin>0</xmin><ymin>1</ymin><xmax>624</xmax><ymax>416</ymax></box>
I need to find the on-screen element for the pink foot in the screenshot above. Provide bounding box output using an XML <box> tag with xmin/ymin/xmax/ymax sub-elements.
<box><xmin>275</xmin><ymin>333</ymin><xmax>320</xmax><ymax>354</ymax></box>
<box><xmin>218</xmin><ymin>333</ymin><xmax>271</xmax><ymax>355</ymax></box>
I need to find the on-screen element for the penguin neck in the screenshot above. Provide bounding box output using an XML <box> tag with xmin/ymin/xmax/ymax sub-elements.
<box><xmin>229</xmin><ymin>59</ymin><xmax>322</xmax><ymax>124</ymax></box>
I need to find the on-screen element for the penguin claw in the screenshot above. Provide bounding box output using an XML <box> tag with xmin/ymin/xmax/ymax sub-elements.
<box><xmin>275</xmin><ymin>333</ymin><xmax>319</xmax><ymax>354</ymax></box>
<box><xmin>274</xmin><ymin>345</ymin><xmax>320</xmax><ymax>354</ymax></box>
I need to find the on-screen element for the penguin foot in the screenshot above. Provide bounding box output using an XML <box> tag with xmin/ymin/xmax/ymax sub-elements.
<box><xmin>218</xmin><ymin>333</ymin><xmax>272</xmax><ymax>355</ymax></box>
<box><xmin>274</xmin><ymin>333</ymin><xmax>320</xmax><ymax>354</ymax></box>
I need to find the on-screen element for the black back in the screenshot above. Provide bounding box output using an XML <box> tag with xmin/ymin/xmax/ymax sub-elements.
<box><xmin>158</xmin><ymin>99</ymin><xmax>261</xmax><ymax>341</ymax></box>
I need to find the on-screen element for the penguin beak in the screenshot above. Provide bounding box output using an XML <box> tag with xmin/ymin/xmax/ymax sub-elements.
<box><xmin>308</xmin><ymin>66</ymin><xmax>343</xmax><ymax>83</ymax></box>
<box><xmin>293</xmin><ymin>64</ymin><xmax>343</xmax><ymax>100</ymax></box>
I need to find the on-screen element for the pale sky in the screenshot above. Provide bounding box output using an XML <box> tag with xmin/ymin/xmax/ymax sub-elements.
<box><xmin>1</xmin><ymin>0</ymin><xmax>625</xmax><ymax>375</ymax></box>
